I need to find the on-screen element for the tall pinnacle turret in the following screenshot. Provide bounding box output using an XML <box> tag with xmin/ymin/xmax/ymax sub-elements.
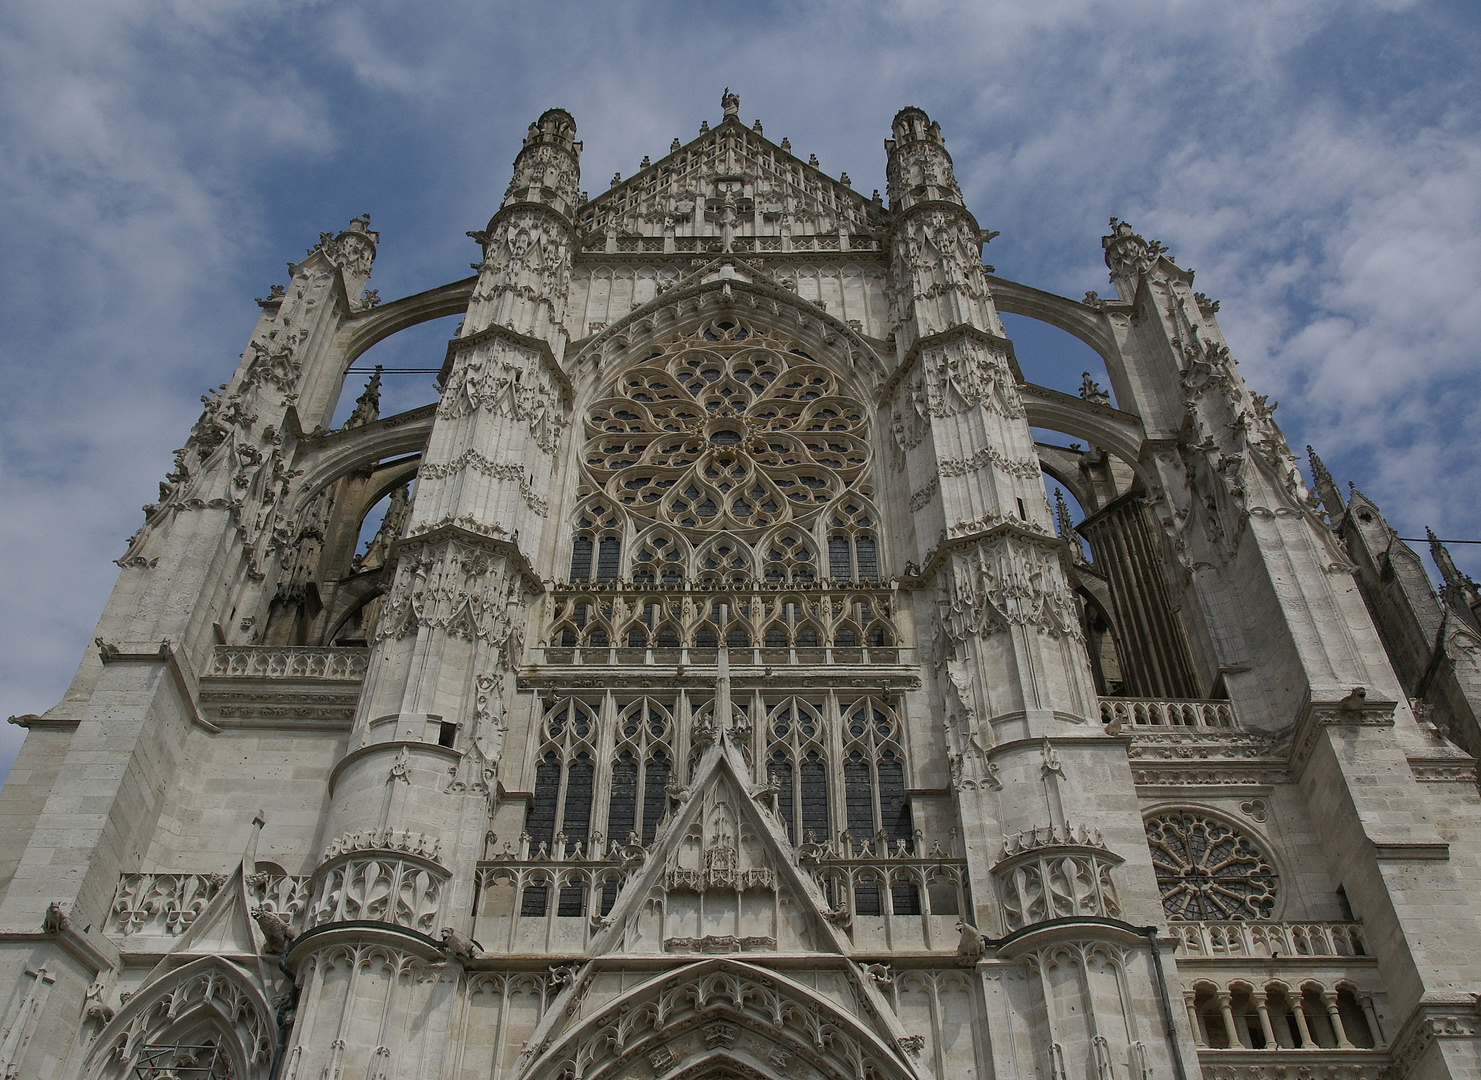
<box><xmin>884</xmin><ymin>106</ymin><xmax>963</xmax><ymax>211</ymax></box>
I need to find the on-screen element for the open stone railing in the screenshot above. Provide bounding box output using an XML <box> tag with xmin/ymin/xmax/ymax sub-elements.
<box><xmin>534</xmin><ymin>646</ymin><xmax>913</xmax><ymax>667</ymax></box>
<box><xmin>105</xmin><ymin>871</ymin><xmax>310</xmax><ymax>938</ymax></box>
<box><xmin>207</xmin><ymin>645</ymin><xmax>369</xmax><ymax>681</ymax></box>
<box><xmin>1100</xmin><ymin>697</ymin><xmax>1238</xmax><ymax>730</ymax></box>
<box><xmin>1171</xmin><ymin>920</ymin><xmax>1367</xmax><ymax>959</ymax></box>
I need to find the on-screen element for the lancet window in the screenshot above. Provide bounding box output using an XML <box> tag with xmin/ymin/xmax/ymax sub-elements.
<box><xmin>521</xmin><ymin>699</ymin><xmax>598</xmax><ymax>915</ymax></box>
<box><xmin>569</xmin><ymin>498</ymin><xmax>622</xmax><ymax>583</ymax></box>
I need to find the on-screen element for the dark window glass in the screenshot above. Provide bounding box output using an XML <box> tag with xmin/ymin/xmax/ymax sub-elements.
<box><xmin>800</xmin><ymin>750</ymin><xmax>829</xmax><ymax>839</ymax></box>
<box><xmin>855</xmin><ymin>878</ymin><xmax>881</xmax><ymax>916</ymax></box>
<box><xmin>855</xmin><ymin>536</ymin><xmax>878</xmax><ymax>580</ymax></box>
<box><xmin>641</xmin><ymin>752</ymin><xmax>669</xmax><ymax>846</ymax></box>
<box><xmin>828</xmin><ymin>537</ymin><xmax>851</xmax><ymax>580</ymax></box>
<box><xmin>526</xmin><ymin>753</ymin><xmax>561</xmax><ymax>847</ymax></box>
<box><xmin>569</xmin><ymin>537</ymin><xmax>593</xmax><ymax>581</ymax></box>
<box><xmin>891</xmin><ymin>881</ymin><xmax>922</xmax><ymax>915</ymax></box>
<box><xmin>562</xmin><ymin>754</ymin><xmax>595</xmax><ymax>842</ymax></box>
<box><xmin>596</xmin><ymin>538</ymin><xmax>621</xmax><ymax>582</ymax></box>
<box><xmin>769</xmin><ymin>752</ymin><xmax>796</xmax><ymax>844</ymax></box>
<box><xmin>557</xmin><ymin>880</ymin><xmax>585</xmax><ymax>917</ymax></box>
<box><xmin>600</xmin><ymin>878</ymin><xmax>618</xmax><ymax>915</ymax></box>
<box><xmin>878</xmin><ymin>751</ymin><xmax>912</xmax><ymax>850</ymax></box>
<box><xmin>520</xmin><ymin>881</ymin><xmax>548</xmax><ymax>917</ymax></box>
<box><xmin>607</xmin><ymin>752</ymin><xmax>638</xmax><ymax>841</ymax></box>
<box><xmin>844</xmin><ymin>754</ymin><xmax>875</xmax><ymax>842</ymax></box>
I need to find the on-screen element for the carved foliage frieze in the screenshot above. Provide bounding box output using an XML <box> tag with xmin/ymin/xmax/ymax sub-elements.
<box><xmin>437</xmin><ymin>337</ymin><xmax>565</xmax><ymax>454</ymax></box>
<box><xmin>938</xmin><ymin>534</ymin><xmax>1082</xmax><ymax>648</ymax></box>
<box><xmin>374</xmin><ymin>536</ymin><xmax>526</xmax><ymax>659</ymax></box>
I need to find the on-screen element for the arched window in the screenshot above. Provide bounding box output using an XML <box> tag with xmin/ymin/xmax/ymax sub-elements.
<box><xmin>1145</xmin><ymin>811</ymin><xmax>1279</xmax><ymax>920</ymax></box>
<box><xmin>521</xmin><ymin>699</ymin><xmax>599</xmax><ymax>916</ymax></box>
<box><xmin>762</xmin><ymin>527</ymin><xmax>819</xmax><ymax>584</ymax></box>
<box><xmin>600</xmin><ymin>698</ymin><xmax>672</xmax><ymax>913</ymax></box>
<box><xmin>695</xmin><ymin>534</ymin><xmax>753</xmax><ymax>588</ymax></box>
<box><xmin>569</xmin><ymin>498</ymin><xmax>622</xmax><ymax>583</ymax></box>
<box><xmin>841</xmin><ymin>699</ymin><xmax>915</xmax><ymax>913</ymax></box>
<box><xmin>826</xmin><ymin>498</ymin><xmax>880</xmax><ymax>581</ymax></box>
<box><xmin>766</xmin><ymin>698</ymin><xmax>829</xmax><ymax>845</ymax></box>
<box><xmin>631</xmin><ymin>528</ymin><xmax>687</xmax><ymax>586</ymax></box>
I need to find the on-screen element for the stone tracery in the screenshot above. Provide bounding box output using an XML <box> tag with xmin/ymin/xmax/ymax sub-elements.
<box><xmin>585</xmin><ymin>318</ymin><xmax>870</xmax><ymax>540</ymax></box>
<box><xmin>1145</xmin><ymin>811</ymin><xmax>1279</xmax><ymax>921</ymax></box>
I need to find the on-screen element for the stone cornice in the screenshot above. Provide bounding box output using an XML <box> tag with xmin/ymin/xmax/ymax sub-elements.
<box><xmin>1388</xmin><ymin>994</ymin><xmax>1481</xmax><ymax>1077</ymax></box>
<box><xmin>326</xmin><ymin>738</ymin><xmax>462</xmax><ymax>797</ymax></box>
<box><xmin>483</xmin><ymin>199</ymin><xmax>581</xmax><ymax>244</ymax></box>
<box><xmin>881</xmin><ymin>199</ymin><xmax>982</xmax><ymax>245</ymax></box>
<box><xmin>390</xmin><ymin>520</ymin><xmax>544</xmax><ymax>596</ymax></box>
<box><xmin>1286</xmin><ymin>689</ymin><xmax>1399</xmax><ymax>781</ymax></box>
<box><xmin>898</xmin><ymin>518</ymin><xmax>1065</xmax><ymax>590</ymax></box>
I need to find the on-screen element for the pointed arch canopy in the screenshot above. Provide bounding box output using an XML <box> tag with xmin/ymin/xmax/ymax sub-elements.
<box><xmin>568</xmin><ymin>257</ymin><xmax>888</xmax><ymax>408</ymax></box>
<box><xmin>522</xmin><ymin>957</ymin><xmax>922</xmax><ymax>1080</ymax></box>
<box><xmin>84</xmin><ymin>956</ymin><xmax>276</xmax><ymax>1080</ymax></box>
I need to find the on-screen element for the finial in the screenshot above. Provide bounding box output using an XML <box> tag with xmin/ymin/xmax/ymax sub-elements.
<box><xmin>1306</xmin><ymin>445</ymin><xmax>1345</xmax><ymax>518</ymax></box>
<box><xmin>344</xmin><ymin>365</ymin><xmax>382</xmax><ymax>429</ymax></box>
<box><xmin>670</xmin><ymin>137</ymin><xmax>680</xmax><ymax>152</ymax></box>
<box><xmin>808</xmin><ymin>154</ymin><xmax>819</xmax><ymax>167</ymax></box>
<box><xmin>752</xmin><ymin>119</ymin><xmax>762</xmax><ymax>133</ymax></box>
<box><xmin>721</xmin><ymin>87</ymin><xmax>739</xmax><ymax>118</ymax></box>
<box><xmin>780</xmin><ymin>137</ymin><xmax>791</xmax><ymax>152</ymax></box>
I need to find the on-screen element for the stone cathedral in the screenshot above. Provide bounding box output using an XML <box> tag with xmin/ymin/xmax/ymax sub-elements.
<box><xmin>5</xmin><ymin>91</ymin><xmax>1481</xmax><ymax>1080</ymax></box>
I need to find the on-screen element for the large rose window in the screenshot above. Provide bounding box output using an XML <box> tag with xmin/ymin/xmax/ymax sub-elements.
<box><xmin>585</xmin><ymin>320</ymin><xmax>869</xmax><ymax>539</ymax></box>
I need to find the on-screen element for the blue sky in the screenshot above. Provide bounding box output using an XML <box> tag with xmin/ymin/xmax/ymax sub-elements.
<box><xmin>1</xmin><ymin>0</ymin><xmax>1478</xmax><ymax>779</ymax></box>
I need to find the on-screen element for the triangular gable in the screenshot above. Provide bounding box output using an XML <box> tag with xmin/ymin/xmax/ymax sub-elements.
<box><xmin>577</xmin><ymin>115</ymin><xmax>884</xmax><ymax>245</ymax></box>
<box><xmin>587</xmin><ymin>729</ymin><xmax>852</xmax><ymax>959</ymax></box>
<box><xmin>136</xmin><ymin>862</ymin><xmax>272</xmax><ymax>992</ymax></box>
<box><xmin>516</xmin><ymin>957</ymin><xmax>933</xmax><ymax>1080</ymax></box>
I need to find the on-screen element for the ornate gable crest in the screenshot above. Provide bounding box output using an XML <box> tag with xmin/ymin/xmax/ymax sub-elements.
<box><xmin>577</xmin><ymin>94</ymin><xmax>886</xmax><ymax>253</ymax></box>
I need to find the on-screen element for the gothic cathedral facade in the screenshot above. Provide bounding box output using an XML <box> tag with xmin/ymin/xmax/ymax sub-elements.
<box><xmin>3</xmin><ymin>93</ymin><xmax>1481</xmax><ymax>1080</ymax></box>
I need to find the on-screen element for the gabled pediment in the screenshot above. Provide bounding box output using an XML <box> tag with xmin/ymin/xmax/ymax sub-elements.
<box><xmin>586</xmin><ymin>729</ymin><xmax>851</xmax><ymax>959</ymax></box>
<box><xmin>577</xmin><ymin>117</ymin><xmax>886</xmax><ymax>249</ymax></box>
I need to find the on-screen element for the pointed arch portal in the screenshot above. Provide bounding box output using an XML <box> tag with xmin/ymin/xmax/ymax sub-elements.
<box><xmin>522</xmin><ymin>958</ymin><xmax>921</xmax><ymax>1080</ymax></box>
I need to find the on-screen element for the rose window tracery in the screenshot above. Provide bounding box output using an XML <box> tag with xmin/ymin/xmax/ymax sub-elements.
<box><xmin>1145</xmin><ymin>812</ymin><xmax>1278</xmax><ymax>920</ymax></box>
<box><xmin>585</xmin><ymin>320</ymin><xmax>870</xmax><ymax>539</ymax></box>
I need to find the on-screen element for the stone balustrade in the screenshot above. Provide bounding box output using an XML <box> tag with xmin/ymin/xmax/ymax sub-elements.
<box><xmin>206</xmin><ymin>645</ymin><xmax>369</xmax><ymax>681</ymax></box>
<box><xmin>1100</xmin><ymin>696</ymin><xmax>1238</xmax><ymax>730</ymax></box>
<box><xmin>105</xmin><ymin>871</ymin><xmax>310</xmax><ymax>939</ymax></box>
<box><xmin>1172</xmin><ymin>920</ymin><xmax>1367</xmax><ymax>959</ymax></box>
<box><xmin>307</xmin><ymin>856</ymin><xmax>448</xmax><ymax>935</ymax></box>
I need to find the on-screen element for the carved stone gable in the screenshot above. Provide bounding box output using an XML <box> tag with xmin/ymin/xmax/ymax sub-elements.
<box><xmin>578</xmin><ymin>120</ymin><xmax>883</xmax><ymax>251</ymax></box>
<box><xmin>587</xmin><ymin>735</ymin><xmax>848</xmax><ymax>958</ymax></box>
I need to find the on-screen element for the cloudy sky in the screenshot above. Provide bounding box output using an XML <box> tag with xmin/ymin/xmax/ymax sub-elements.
<box><xmin>1</xmin><ymin>0</ymin><xmax>1478</xmax><ymax>779</ymax></box>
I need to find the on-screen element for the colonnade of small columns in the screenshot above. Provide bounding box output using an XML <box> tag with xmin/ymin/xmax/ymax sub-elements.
<box><xmin>1185</xmin><ymin>979</ymin><xmax>1381</xmax><ymax>1051</ymax></box>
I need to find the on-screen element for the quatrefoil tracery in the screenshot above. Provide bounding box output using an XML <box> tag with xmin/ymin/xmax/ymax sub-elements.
<box><xmin>585</xmin><ymin>321</ymin><xmax>870</xmax><ymax>540</ymax></box>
